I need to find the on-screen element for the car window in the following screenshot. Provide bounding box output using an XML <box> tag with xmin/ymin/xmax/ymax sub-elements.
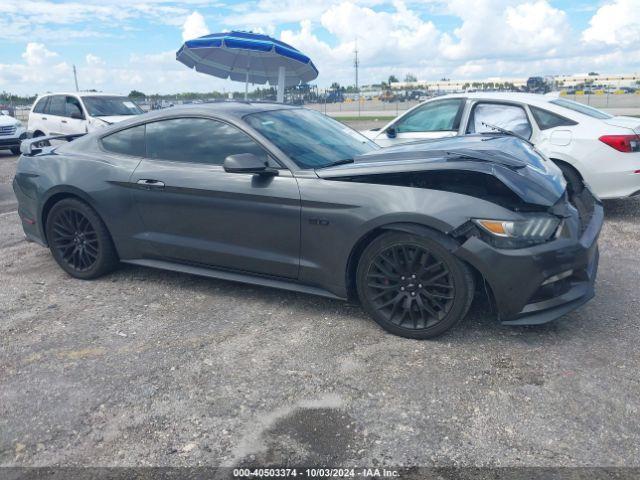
<box><xmin>468</xmin><ymin>103</ymin><xmax>532</xmax><ymax>139</ymax></box>
<box><xmin>394</xmin><ymin>99</ymin><xmax>464</xmax><ymax>133</ymax></box>
<box><xmin>145</xmin><ymin>117</ymin><xmax>268</xmax><ymax>165</ymax></box>
<box><xmin>549</xmin><ymin>98</ymin><xmax>612</xmax><ymax>119</ymax></box>
<box><xmin>244</xmin><ymin>108</ymin><xmax>377</xmax><ymax>169</ymax></box>
<box><xmin>529</xmin><ymin>106</ymin><xmax>577</xmax><ymax>130</ymax></box>
<box><xmin>33</xmin><ymin>97</ymin><xmax>49</xmax><ymax>114</ymax></box>
<box><xmin>65</xmin><ymin>96</ymin><xmax>84</xmax><ymax>118</ymax></box>
<box><xmin>47</xmin><ymin>96</ymin><xmax>66</xmax><ymax>116</ymax></box>
<box><xmin>101</xmin><ymin>124</ymin><xmax>145</xmax><ymax>157</ymax></box>
<box><xmin>82</xmin><ymin>96</ymin><xmax>143</xmax><ymax>117</ymax></box>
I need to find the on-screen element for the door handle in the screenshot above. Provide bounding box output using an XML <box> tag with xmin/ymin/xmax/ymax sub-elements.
<box><xmin>61</xmin><ymin>120</ymin><xmax>67</xmax><ymax>124</ymax></box>
<box><xmin>42</xmin><ymin>117</ymin><xmax>47</xmax><ymax>120</ymax></box>
<box><xmin>136</xmin><ymin>179</ymin><xmax>165</xmax><ymax>189</ymax></box>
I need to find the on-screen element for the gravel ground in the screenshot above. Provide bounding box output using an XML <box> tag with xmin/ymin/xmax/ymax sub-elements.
<box><xmin>1</xmin><ymin>148</ymin><xmax>640</xmax><ymax>470</ymax></box>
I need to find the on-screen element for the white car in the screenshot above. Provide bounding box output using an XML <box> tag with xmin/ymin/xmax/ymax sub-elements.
<box><xmin>363</xmin><ymin>93</ymin><xmax>640</xmax><ymax>199</ymax></box>
<box><xmin>28</xmin><ymin>92</ymin><xmax>143</xmax><ymax>138</ymax></box>
<box><xmin>0</xmin><ymin>109</ymin><xmax>27</xmax><ymax>155</ymax></box>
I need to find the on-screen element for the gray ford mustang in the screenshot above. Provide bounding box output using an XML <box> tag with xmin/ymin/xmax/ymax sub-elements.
<box><xmin>13</xmin><ymin>102</ymin><xmax>603</xmax><ymax>339</ymax></box>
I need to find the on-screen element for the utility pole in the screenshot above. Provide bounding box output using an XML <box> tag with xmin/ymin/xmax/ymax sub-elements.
<box><xmin>73</xmin><ymin>65</ymin><xmax>79</xmax><ymax>91</ymax></box>
<box><xmin>354</xmin><ymin>38</ymin><xmax>360</xmax><ymax>117</ymax></box>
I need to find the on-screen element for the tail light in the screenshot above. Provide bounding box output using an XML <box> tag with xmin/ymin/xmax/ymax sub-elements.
<box><xmin>599</xmin><ymin>134</ymin><xmax>640</xmax><ymax>153</ymax></box>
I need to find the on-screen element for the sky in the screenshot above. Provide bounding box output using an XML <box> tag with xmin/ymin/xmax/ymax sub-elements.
<box><xmin>0</xmin><ymin>0</ymin><xmax>639</xmax><ymax>96</ymax></box>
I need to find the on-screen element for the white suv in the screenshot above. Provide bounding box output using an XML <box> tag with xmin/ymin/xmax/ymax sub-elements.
<box><xmin>28</xmin><ymin>92</ymin><xmax>143</xmax><ymax>138</ymax></box>
<box><xmin>363</xmin><ymin>93</ymin><xmax>640</xmax><ymax>199</ymax></box>
<box><xmin>0</xmin><ymin>109</ymin><xmax>27</xmax><ymax>155</ymax></box>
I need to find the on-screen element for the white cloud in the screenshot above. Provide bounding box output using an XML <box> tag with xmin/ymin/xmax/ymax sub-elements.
<box><xmin>582</xmin><ymin>0</ymin><xmax>640</xmax><ymax>47</ymax></box>
<box><xmin>85</xmin><ymin>54</ymin><xmax>105</xmax><ymax>67</ymax></box>
<box><xmin>439</xmin><ymin>0</ymin><xmax>570</xmax><ymax>61</ymax></box>
<box><xmin>22</xmin><ymin>42</ymin><xmax>59</xmax><ymax>66</ymax></box>
<box><xmin>182</xmin><ymin>11</ymin><xmax>209</xmax><ymax>41</ymax></box>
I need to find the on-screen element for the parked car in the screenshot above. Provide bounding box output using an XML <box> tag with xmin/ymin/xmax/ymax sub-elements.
<box><xmin>28</xmin><ymin>92</ymin><xmax>143</xmax><ymax>138</ymax></box>
<box><xmin>14</xmin><ymin>103</ymin><xmax>602</xmax><ymax>339</ymax></box>
<box><xmin>0</xmin><ymin>110</ymin><xmax>27</xmax><ymax>155</ymax></box>
<box><xmin>363</xmin><ymin>92</ymin><xmax>640</xmax><ymax>199</ymax></box>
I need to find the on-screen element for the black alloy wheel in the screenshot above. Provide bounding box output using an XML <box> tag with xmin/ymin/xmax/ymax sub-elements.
<box><xmin>357</xmin><ymin>232</ymin><xmax>474</xmax><ymax>339</ymax></box>
<box><xmin>46</xmin><ymin>198</ymin><xmax>119</xmax><ymax>279</ymax></box>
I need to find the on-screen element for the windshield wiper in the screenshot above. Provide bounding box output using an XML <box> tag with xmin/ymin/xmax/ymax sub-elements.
<box><xmin>317</xmin><ymin>158</ymin><xmax>354</xmax><ymax>169</ymax></box>
<box><xmin>480</xmin><ymin>122</ymin><xmax>534</xmax><ymax>146</ymax></box>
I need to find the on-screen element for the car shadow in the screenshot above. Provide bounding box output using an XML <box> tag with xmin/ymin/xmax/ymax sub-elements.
<box><xmin>602</xmin><ymin>197</ymin><xmax>640</xmax><ymax>221</ymax></box>
<box><xmin>110</xmin><ymin>262</ymin><xmax>586</xmax><ymax>346</ymax></box>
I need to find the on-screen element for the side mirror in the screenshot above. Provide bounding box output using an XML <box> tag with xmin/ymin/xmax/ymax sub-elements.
<box><xmin>70</xmin><ymin>111</ymin><xmax>84</xmax><ymax>120</ymax></box>
<box><xmin>223</xmin><ymin>153</ymin><xmax>278</xmax><ymax>175</ymax></box>
<box><xmin>386</xmin><ymin>126</ymin><xmax>397</xmax><ymax>138</ymax></box>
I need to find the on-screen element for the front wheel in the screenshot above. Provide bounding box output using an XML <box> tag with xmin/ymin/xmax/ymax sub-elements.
<box><xmin>357</xmin><ymin>232</ymin><xmax>474</xmax><ymax>339</ymax></box>
<box><xmin>45</xmin><ymin>198</ymin><xmax>119</xmax><ymax>279</ymax></box>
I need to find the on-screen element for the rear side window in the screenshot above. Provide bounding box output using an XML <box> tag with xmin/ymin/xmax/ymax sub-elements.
<box><xmin>468</xmin><ymin>103</ymin><xmax>532</xmax><ymax>139</ymax></box>
<box><xmin>145</xmin><ymin>117</ymin><xmax>268</xmax><ymax>165</ymax></box>
<box><xmin>33</xmin><ymin>97</ymin><xmax>49</xmax><ymax>114</ymax></box>
<box><xmin>47</xmin><ymin>96</ymin><xmax>66</xmax><ymax>116</ymax></box>
<box><xmin>530</xmin><ymin>106</ymin><xmax>577</xmax><ymax>130</ymax></box>
<box><xmin>101</xmin><ymin>124</ymin><xmax>145</xmax><ymax>157</ymax></box>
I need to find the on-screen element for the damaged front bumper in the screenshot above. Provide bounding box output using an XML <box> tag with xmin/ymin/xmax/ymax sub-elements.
<box><xmin>454</xmin><ymin>191</ymin><xmax>603</xmax><ymax>325</ymax></box>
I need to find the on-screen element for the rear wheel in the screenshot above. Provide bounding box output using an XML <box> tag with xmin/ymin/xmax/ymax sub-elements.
<box><xmin>356</xmin><ymin>232</ymin><xmax>474</xmax><ymax>339</ymax></box>
<box><xmin>10</xmin><ymin>146</ymin><xmax>20</xmax><ymax>155</ymax></box>
<box><xmin>45</xmin><ymin>198</ymin><xmax>119</xmax><ymax>279</ymax></box>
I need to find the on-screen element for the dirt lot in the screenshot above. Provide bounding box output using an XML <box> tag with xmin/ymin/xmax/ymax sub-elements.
<box><xmin>1</xmin><ymin>148</ymin><xmax>640</xmax><ymax>469</ymax></box>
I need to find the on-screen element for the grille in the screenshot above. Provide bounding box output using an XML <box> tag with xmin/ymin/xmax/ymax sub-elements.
<box><xmin>0</xmin><ymin>125</ymin><xmax>17</xmax><ymax>136</ymax></box>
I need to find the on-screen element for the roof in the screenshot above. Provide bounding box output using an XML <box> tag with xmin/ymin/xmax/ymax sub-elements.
<box><xmin>440</xmin><ymin>91</ymin><xmax>557</xmax><ymax>107</ymax></box>
<box><xmin>146</xmin><ymin>101</ymin><xmax>299</xmax><ymax>118</ymax></box>
<box><xmin>36</xmin><ymin>92</ymin><xmax>129</xmax><ymax>98</ymax></box>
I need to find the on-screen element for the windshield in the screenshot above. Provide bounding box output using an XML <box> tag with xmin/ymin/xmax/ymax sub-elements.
<box><xmin>549</xmin><ymin>98</ymin><xmax>612</xmax><ymax>119</ymax></box>
<box><xmin>82</xmin><ymin>96</ymin><xmax>143</xmax><ymax>117</ymax></box>
<box><xmin>244</xmin><ymin>108</ymin><xmax>378</xmax><ymax>169</ymax></box>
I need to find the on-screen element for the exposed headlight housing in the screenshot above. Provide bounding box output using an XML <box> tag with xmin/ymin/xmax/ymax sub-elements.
<box><xmin>473</xmin><ymin>215</ymin><xmax>560</xmax><ymax>248</ymax></box>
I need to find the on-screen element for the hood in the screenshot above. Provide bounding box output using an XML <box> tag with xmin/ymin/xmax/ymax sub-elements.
<box><xmin>0</xmin><ymin>114</ymin><xmax>18</xmax><ymax>127</ymax></box>
<box><xmin>316</xmin><ymin>135</ymin><xmax>566</xmax><ymax>207</ymax></box>
<box><xmin>603</xmin><ymin>116</ymin><xmax>640</xmax><ymax>134</ymax></box>
<box><xmin>93</xmin><ymin>115</ymin><xmax>136</xmax><ymax>125</ymax></box>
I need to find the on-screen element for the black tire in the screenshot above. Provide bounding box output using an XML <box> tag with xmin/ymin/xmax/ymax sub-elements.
<box><xmin>556</xmin><ymin>162</ymin><xmax>583</xmax><ymax>195</ymax></box>
<box><xmin>10</xmin><ymin>146</ymin><xmax>20</xmax><ymax>155</ymax></box>
<box><xmin>45</xmin><ymin>198</ymin><xmax>119</xmax><ymax>279</ymax></box>
<box><xmin>356</xmin><ymin>232</ymin><xmax>474</xmax><ymax>339</ymax></box>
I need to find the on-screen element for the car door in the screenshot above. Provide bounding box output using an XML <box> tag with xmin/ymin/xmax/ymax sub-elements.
<box><xmin>465</xmin><ymin>101</ymin><xmax>533</xmax><ymax>139</ymax></box>
<box><xmin>375</xmin><ymin>98</ymin><xmax>466</xmax><ymax>147</ymax></box>
<box><xmin>129</xmin><ymin>116</ymin><xmax>301</xmax><ymax>279</ymax></box>
<box><xmin>57</xmin><ymin>96</ymin><xmax>87</xmax><ymax>135</ymax></box>
<box><xmin>41</xmin><ymin>95</ymin><xmax>66</xmax><ymax>136</ymax></box>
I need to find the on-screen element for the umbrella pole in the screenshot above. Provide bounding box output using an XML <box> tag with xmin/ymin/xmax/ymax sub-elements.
<box><xmin>277</xmin><ymin>66</ymin><xmax>285</xmax><ymax>103</ymax></box>
<box><xmin>244</xmin><ymin>70</ymin><xmax>249</xmax><ymax>101</ymax></box>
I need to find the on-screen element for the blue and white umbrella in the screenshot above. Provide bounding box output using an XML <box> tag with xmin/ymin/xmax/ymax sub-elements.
<box><xmin>176</xmin><ymin>31</ymin><xmax>318</xmax><ymax>102</ymax></box>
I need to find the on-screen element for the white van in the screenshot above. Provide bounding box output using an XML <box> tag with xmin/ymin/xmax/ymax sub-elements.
<box><xmin>28</xmin><ymin>92</ymin><xmax>143</xmax><ymax>137</ymax></box>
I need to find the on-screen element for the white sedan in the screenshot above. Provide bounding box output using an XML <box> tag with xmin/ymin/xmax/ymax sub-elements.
<box><xmin>363</xmin><ymin>92</ymin><xmax>640</xmax><ymax>199</ymax></box>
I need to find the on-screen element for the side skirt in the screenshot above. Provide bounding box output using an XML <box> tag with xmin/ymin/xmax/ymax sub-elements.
<box><xmin>122</xmin><ymin>258</ymin><xmax>345</xmax><ymax>301</ymax></box>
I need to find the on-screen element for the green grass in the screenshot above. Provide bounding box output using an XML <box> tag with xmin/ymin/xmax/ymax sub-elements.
<box><xmin>333</xmin><ymin>115</ymin><xmax>396</xmax><ymax>122</ymax></box>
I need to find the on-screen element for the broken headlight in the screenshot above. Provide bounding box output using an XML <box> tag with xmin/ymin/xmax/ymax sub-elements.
<box><xmin>473</xmin><ymin>215</ymin><xmax>560</xmax><ymax>248</ymax></box>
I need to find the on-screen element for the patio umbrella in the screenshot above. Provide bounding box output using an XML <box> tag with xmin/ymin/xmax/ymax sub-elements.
<box><xmin>176</xmin><ymin>31</ymin><xmax>318</xmax><ymax>102</ymax></box>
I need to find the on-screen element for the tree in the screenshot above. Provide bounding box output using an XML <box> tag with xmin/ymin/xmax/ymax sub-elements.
<box><xmin>128</xmin><ymin>90</ymin><xmax>146</xmax><ymax>100</ymax></box>
<box><xmin>388</xmin><ymin>75</ymin><xmax>399</xmax><ymax>84</ymax></box>
<box><xmin>330</xmin><ymin>82</ymin><xmax>341</xmax><ymax>91</ymax></box>
<box><xmin>588</xmin><ymin>72</ymin><xmax>599</xmax><ymax>76</ymax></box>
<box><xmin>404</xmin><ymin>73</ymin><xmax>417</xmax><ymax>83</ymax></box>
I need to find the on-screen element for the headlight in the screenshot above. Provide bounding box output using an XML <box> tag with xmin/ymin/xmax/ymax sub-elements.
<box><xmin>473</xmin><ymin>215</ymin><xmax>560</xmax><ymax>248</ymax></box>
<box><xmin>15</xmin><ymin>120</ymin><xmax>23</xmax><ymax>127</ymax></box>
